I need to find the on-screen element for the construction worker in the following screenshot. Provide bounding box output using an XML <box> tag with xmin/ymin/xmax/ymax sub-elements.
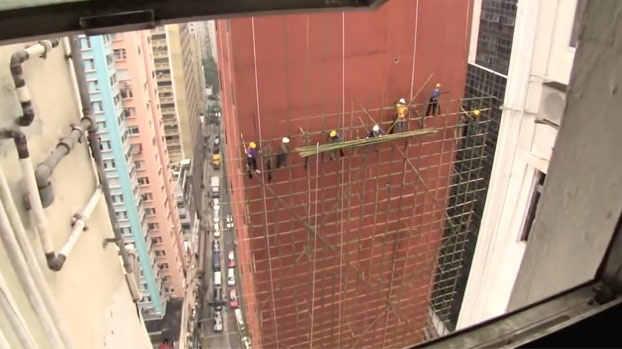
<box><xmin>246</xmin><ymin>142</ymin><xmax>260</xmax><ymax>175</ymax></box>
<box><xmin>393</xmin><ymin>98</ymin><xmax>408</xmax><ymax>133</ymax></box>
<box><xmin>461</xmin><ymin>109</ymin><xmax>480</xmax><ymax>139</ymax></box>
<box><xmin>425</xmin><ymin>83</ymin><xmax>441</xmax><ymax>117</ymax></box>
<box><xmin>366</xmin><ymin>124</ymin><xmax>384</xmax><ymax>152</ymax></box>
<box><xmin>276</xmin><ymin>137</ymin><xmax>290</xmax><ymax>169</ymax></box>
<box><xmin>327</xmin><ymin>130</ymin><xmax>344</xmax><ymax>160</ymax></box>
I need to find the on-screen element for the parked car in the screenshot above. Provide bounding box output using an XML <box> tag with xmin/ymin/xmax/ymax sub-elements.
<box><xmin>212</xmin><ymin>239</ymin><xmax>220</xmax><ymax>253</ymax></box>
<box><xmin>213</xmin><ymin>198</ymin><xmax>219</xmax><ymax>206</ymax></box>
<box><xmin>214</xmin><ymin>271</ymin><xmax>222</xmax><ymax>288</ymax></box>
<box><xmin>212</xmin><ymin>252</ymin><xmax>220</xmax><ymax>272</ymax></box>
<box><xmin>228</xmin><ymin>250</ymin><xmax>235</xmax><ymax>268</ymax></box>
<box><xmin>226</xmin><ymin>214</ymin><xmax>234</xmax><ymax>229</ymax></box>
<box><xmin>213</xmin><ymin>223</ymin><xmax>221</xmax><ymax>238</ymax></box>
<box><xmin>213</xmin><ymin>287</ymin><xmax>223</xmax><ymax>311</ymax></box>
<box><xmin>214</xmin><ymin>311</ymin><xmax>223</xmax><ymax>332</ymax></box>
<box><xmin>229</xmin><ymin>289</ymin><xmax>238</xmax><ymax>308</ymax></box>
<box><xmin>214</xmin><ymin>204</ymin><xmax>220</xmax><ymax>216</ymax></box>
<box><xmin>227</xmin><ymin>268</ymin><xmax>235</xmax><ymax>287</ymax></box>
<box><xmin>213</xmin><ymin>215</ymin><xmax>220</xmax><ymax>226</ymax></box>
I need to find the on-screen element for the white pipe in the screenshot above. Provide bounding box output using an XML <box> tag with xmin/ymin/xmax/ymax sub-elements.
<box><xmin>58</xmin><ymin>188</ymin><xmax>103</xmax><ymax>257</ymax></box>
<box><xmin>0</xmin><ymin>270</ymin><xmax>37</xmax><ymax>348</ymax></box>
<box><xmin>0</xmin><ymin>163</ymin><xmax>73</xmax><ymax>348</ymax></box>
<box><xmin>0</xmin><ymin>192</ymin><xmax>64</xmax><ymax>348</ymax></box>
<box><xmin>19</xmin><ymin>158</ymin><xmax>54</xmax><ymax>257</ymax></box>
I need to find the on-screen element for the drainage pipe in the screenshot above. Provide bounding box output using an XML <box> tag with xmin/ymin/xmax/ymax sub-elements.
<box><xmin>34</xmin><ymin>119</ymin><xmax>90</xmax><ymax>208</ymax></box>
<box><xmin>68</xmin><ymin>36</ymin><xmax>135</xmax><ymax>277</ymax></box>
<box><xmin>0</xmin><ymin>184</ymin><xmax>64</xmax><ymax>348</ymax></box>
<box><xmin>0</xmin><ymin>269</ymin><xmax>36</xmax><ymax>348</ymax></box>
<box><xmin>57</xmin><ymin>188</ymin><xmax>103</xmax><ymax>260</ymax></box>
<box><xmin>0</xmin><ymin>143</ymin><xmax>73</xmax><ymax>348</ymax></box>
<box><xmin>10</xmin><ymin>39</ymin><xmax>60</xmax><ymax>127</ymax></box>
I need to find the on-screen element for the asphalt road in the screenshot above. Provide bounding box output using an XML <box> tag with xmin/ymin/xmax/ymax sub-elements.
<box><xmin>201</xmin><ymin>120</ymin><xmax>241</xmax><ymax>349</ymax></box>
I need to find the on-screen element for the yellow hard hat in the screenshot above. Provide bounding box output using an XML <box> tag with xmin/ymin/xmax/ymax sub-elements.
<box><xmin>436</xmin><ymin>83</ymin><xmax>441</xmax><ymax>88</ymax></box>
<box><xmin>473</xmin><ymin>109</ymin><xmax>480</xmax><ymax>116</ymax></box>
<box><xmin>329</xmin><ymin>130</ymin><xmax>337</xmax><ymax>138</ymax></box>
<box><xmin>249</xmin><ymin>142</ymin><xmax>256</xmax><ymax>149</ymax></box>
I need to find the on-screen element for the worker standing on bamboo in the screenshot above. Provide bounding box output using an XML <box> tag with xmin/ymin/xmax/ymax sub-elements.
<box><xmin>425</xmin><ymin>83</ymin><xmax>442</xmax><ymax>117</ymax></box>
<box><xmin>366</xmin><ymin>124</ymin><xmax>384</xmax><ymax>152</ymax></box>
<box><xmin>276</xmin><ymin>137</ymin><xmax>290</xmax><ymax>169</ymax></box>
<box><xmin>247</xmin><ymin>142</ymin><xmax>260</xmax><ymax>176</ymax></box>
<box><xmin>460</xmin><ymin>109</ymin><xmax>480</xmax><ymax>139</ymax></box>
<box><xmin>393</xmin><ymin>98</ymin><xmax>408</xmax><ymax>133</ymax></box>
<box><xmin>327</xmin><ymin>130</ymin><xmax>344</xmax><ymax>160</ymax></box>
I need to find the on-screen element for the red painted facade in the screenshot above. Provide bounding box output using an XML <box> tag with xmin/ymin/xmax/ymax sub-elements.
<box><xmin>217</xmin><ymin>0</ymin><xmax>473</xmax><ymax>347</ymax></box>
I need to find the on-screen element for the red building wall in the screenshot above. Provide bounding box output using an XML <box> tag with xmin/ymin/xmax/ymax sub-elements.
<box><xmin>217</xmin><ymin>0</ymin><xmax>473</xmax><ymax>347</ymax></box>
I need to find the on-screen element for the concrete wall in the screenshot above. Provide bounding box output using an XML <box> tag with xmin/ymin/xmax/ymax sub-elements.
<box><xmin>0</xmin><ymin>40</ymin><xmax>150</xmax><ymax>347</ymax></box>
<box><xmin>218</xmin><ymin>0</ymin><xmax>473</xmax><ymax>347</ymax></box>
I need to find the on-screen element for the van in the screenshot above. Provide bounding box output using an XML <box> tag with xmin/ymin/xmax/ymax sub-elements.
<box><xmin>214</xmin><ymin>271</ymin><xmax>222</xmax><ymax>287</ymax></box>
<box><xmin>227</xmin><ymin>268</ymin><xmax>235</xmax><ymax>286</ymax></box>
<box><xmin>212</xmin><ymin>252</ymin><xmax>220</xmax><ymax>271</ymax></box>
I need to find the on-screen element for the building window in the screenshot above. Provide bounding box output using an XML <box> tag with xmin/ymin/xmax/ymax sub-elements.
<box><xmin>92</xmin><ymin>101</ymin><xmax>103</xmax><ymax>112</ymax></box>
<box><xmin>123</xmin><ymin>107</ymin><xmax>136</xmax><ymax>118</ymax></box>
<box><xmin>152</xmin><ymin>237</ymin><xmax>163</xmax><ymax>245</ymax></box>
<box><xmin>80</xmin><ymin>37</ymin><xmax>91</xmax><ymax>49</ymax></box>
<box><xmin>96</xmin><ymin>121</ymin><xmax>106</xmax><ymax>131</ymax></box>
<box><xmin>103</xmin><ymin>159</ymin><xmax>116</xmax><ymax>169</ymax></box>
<box><xmin>120</xmin><ymin>227</ymin><xmax>131</xmax><ymax>235</ymax></box>
<box><xmin>88</xmin><ymin>80</ymin><xmax>99</xmax><ymax>92</ymax></box>
<box><xmin>158</xmin><ymin>262</ymin><xmax>168</xmax><ymax>269</ymax></box>
<box><xmin>121</xmin><ymin>88</ymin><xmax>133</xmax><ymax>99</ymax></box>
<box><xmin>520</xmin><ymin>170</ymin><xmax>547</xmax><ymax>242</ymax></box>
<box><xmin>111</xmin><ymin>194</ymin><xmax>124</xmax><ymax>203</ymax></box>
<box><xmin>128</xmin><ymin>126</ymin><xmax>139</xmax><ymax>135</ymax></box>
<box><xmin>142</xmin><ymin>193</ymin><xmax>153</xmax><ymax>201</ymax></box>
<box><xmin>83</xmin><ymin>59</ymin><xmax>95</xmax><ymax>71</ymax></box>
<box><xmin>134</xmin><ymin>161</ymin><xmax>144</xmax><ymax>170</ymax></box>
<box><xmin>109</xmin><ymin>73</ymin><xmax>117</xmax><ymax>86</ymax></box>
<box><xmin>113</xmin><ymin>48</ymin><xmax>127</xmax><ymax>60</ymax></box>
<box><xmin>145</xmin><ymin>207</ymin><xmax>156</xmax><ymax>216</ymax></box>
<box><xmin>99</xmin><ymin>140</ymin><xmax>111</xmax><ymax>151</ymax></box>
<box><xmin>148</xmin><ymin>222</ymin><xmax>159</xmax><ymax>231</ymax></box>
<box><xmin>131</xmin><ymin>144</ymin><xmax>143</xmax><ymax>154</ymax></box>
<box><xmin>138</xmin><ymin>177</ymin><xmax>150</xmax><ymax>185</ymax></box>
<box><xmin>155</xmin><ymin>250</ymin><xmax>165</xmax><ymax>257</ymax></box>
<box><xmin>106</xmin><ymin>54</ymin><xmax>114</xmax><ymax>65</ymax></box>
<box><xmin>108</xmin><ymin>178</ymin><xmax>120</xmax><ymax>187</ymax></box>
<box><xmin>115</xmin><ymin>210</ymin><xmax>128</xmax><ymax>220</ymax></box>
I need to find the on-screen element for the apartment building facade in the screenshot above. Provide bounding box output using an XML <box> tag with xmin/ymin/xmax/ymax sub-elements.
<box><xmin>80</xmin><ymin>35</ymin><xmax>166</xmax><ymax>318</ymax></box>
<box><xmin>457</xmin><ymin>0</ymin><xmax>585</xmax><ymax>328</ymax></box>
<box><xmin>112</xmin><ymin>31</ymin><xmax>187</xmax><ymax>301</ymax></box>
<box><xmin>151</xmin><ymin>24</ymin><xmax>206</xmax><ymax>166</ymax></box>
<box><xmin>0</xmin><ymin>38</ymin><xmax>150</xmax><ymax>347</ymax></box>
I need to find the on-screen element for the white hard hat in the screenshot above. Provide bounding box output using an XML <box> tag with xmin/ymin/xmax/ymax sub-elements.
<box><xmin>372</xmin><ymin>125</ymin><xmax>380</xmax><ymax>132</ymax></box>
<box><xmin>399</xmin><ymin>98</ymin><xmax>406</xmax><ymax>104</ymax></box>
<box><xmin>282</xmin><ymin>137</ymin><xmax>290</xmax><ymax>144</ymax></box>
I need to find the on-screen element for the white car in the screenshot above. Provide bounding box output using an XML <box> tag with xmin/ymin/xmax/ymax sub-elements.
<box><xmin>213</xmin><ymin>311</ymin><xmax>223</xmax><ymax>332</ymax></box>
<box><xmin>214</xmin><ymin>204</ymin><xmax>220</xmax><ymax>215</ymax></box>
<box><xmin>227</xmin><ymin>268</ymin><xmax>235</xmax><ymax>286</ymax></box>
<box><xmin>213</xmin><ymin>215</ymin><xmax>220</xmax><ymax>225</ymax></box>
<box><xmin>226</xmin><ymin>214</ymin><xmax>234</xmax><ymax>229</ymax></box>
<box><xmin>213</xmin><ymin>223</ymin><xmax>221</xmax><ymax>238</ymax></box>
<box><xmin>213</xmin><ymin>198</ymin><xmax>219</xmax><ymax>206</ymax></box>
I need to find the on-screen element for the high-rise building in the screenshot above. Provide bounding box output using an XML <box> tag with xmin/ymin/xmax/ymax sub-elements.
<box><xmin>111</xmin><ymin>31</ymin><xmax>187</xmax><ymax>301</ymax></box>
<box><xmin>0</xmin><ymin>37</ymin><xmax>150</xmax><ymax>347</ymax></box>
<box><xmin>457</xmin><ymin>0</ymin><xmax>586</xmax><ymax>328</ymax></box>
<box><xmin>80</xmin><ymin>34</ymin><xmax>166</xmax><ymax>319</ymax></box>
<box><xmin>216</xmin><ymin>0</ymin><xmax>478</xmax><ymax>347</ymax></box>
<box><xmin>151</xmin><ymin>24</ymin><xmax>206</xmax><ymax>165</ymax></box>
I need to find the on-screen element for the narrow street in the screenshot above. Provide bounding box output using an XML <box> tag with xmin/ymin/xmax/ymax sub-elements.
<box><xmin>200</xmin><ymin>116</ymin><xmax>242</xmax><ymax>349</ymax></box>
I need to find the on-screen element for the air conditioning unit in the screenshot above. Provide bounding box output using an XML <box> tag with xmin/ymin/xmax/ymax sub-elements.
<box><xmin>537</xmin><ymin>81</ymin><xmax>567</xmax><ymax>126</ymax></box>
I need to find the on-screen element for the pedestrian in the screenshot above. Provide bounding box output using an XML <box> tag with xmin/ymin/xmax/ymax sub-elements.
<box><xmin>393</xmin><ymin>98</ymin><xmax>408</xmax><ymax>133</ymax></box>
<box><xmin>425</xmin><ymin>83</ymin><xmax>441</xmax><ymax>117</ymax></box>
<box><xmin>276</xmin><ymin>137</ymin><xmax>290</xmax><ymax>169</ymax></box>
<box><xmin>366</xmin><ymin>124</ymin><xmax>384</xmax><ymax>152</ymax></box>
<box><xmin>246</xmin><ymin>142</ymin><xmax>260</xmax><ymax>176</ymax></box>
<box><xmin>327</xmin><ymin>130</ymin><xmax>344</xmax><ymax>160</ymax></box>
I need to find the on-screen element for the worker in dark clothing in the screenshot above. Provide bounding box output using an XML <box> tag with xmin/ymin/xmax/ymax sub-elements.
<box><xmin>247</xmin><ymin>142</ymin><xmax>260</xmax><ymax>177</ymax></box>
<box><xmin>366</xmin><ymin>124</ymin><xmax>384</xmax><ymax>152</ymax></box>
<box><xmin>460</xmin><ymin>109</ymin><xmax>480</xmax><ymax>139</ymax></box>
<box><xmin>276</xmin><ymin>137</ymin><xmax>290</xmax><ymax>169</ymax></box>
<box><xmin>425</xmin><ymin>83</ymin><xmax>441</xmax><ymax>117</ymax></box>
<box><xmin>328</xmin><ymin>130</ymin><xmax>344</xmax><ymax>160</ymax></box>
<box><xmin>393</xmin><ymin>98</ymin><xmax>408</xmax><ymax>133</ymax></box>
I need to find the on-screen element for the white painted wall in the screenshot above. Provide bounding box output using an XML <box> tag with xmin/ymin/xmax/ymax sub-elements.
<box><xmin>457</xmin><ymin>0</ymin><xmax>579</xmax><ymax>329</ymax></box>
<box><xmin>0</xmin><ymin>41</ymin><xmax>151</xmax><ymax>347</ymax></box>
